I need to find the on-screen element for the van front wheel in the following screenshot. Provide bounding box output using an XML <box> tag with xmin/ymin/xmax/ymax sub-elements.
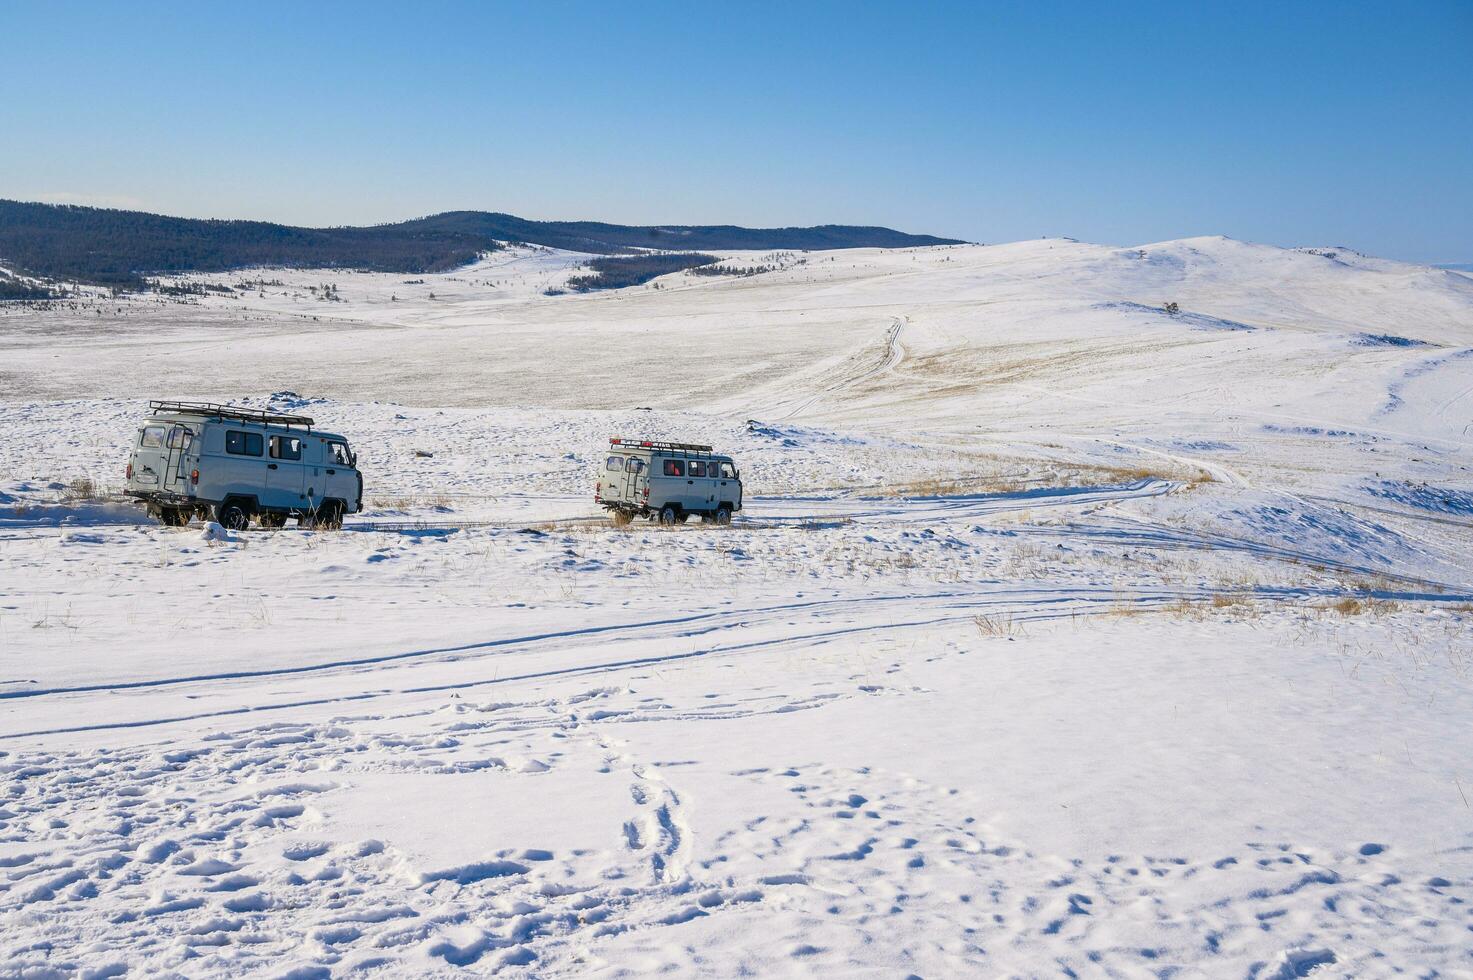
<box><xmin>216</xmin><ymin>501</ymin><xmax>251</xmax><ymax>531</ymax></box>
<box><xmin>312</xmin><ymin>502</ymin><xmax>345</xmax><ymax>530</ymax></box>
<box><xmin>713</xmin><ymin>506</ymin><xmax>732</xmax><ymax>526</ymax></box>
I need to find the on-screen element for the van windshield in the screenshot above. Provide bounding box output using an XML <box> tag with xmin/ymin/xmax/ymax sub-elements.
<box><xmin>328</xmin><ymin>442</ymin><xmax>353</xmax><ymax>466</ymax></box>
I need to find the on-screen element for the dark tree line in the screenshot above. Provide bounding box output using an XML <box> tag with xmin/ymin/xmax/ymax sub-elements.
<box><xmin>566</xmin><ymin>253</ymin><xmax>718</xmax><ymax>291</ymax></box>
<box><xmin>0</xmin><ymin>201</ymin><xmax>499</xmax><ymax>290</ymax></box>
<box><xmin>0</xmin><ymin>274</ymin><xmax>60</xmax><ymax>300</ymax></box>
<box><xmin>0</xmin><ymin>199</ymin><xmax>965</xmax><ymax>292</ymax></box>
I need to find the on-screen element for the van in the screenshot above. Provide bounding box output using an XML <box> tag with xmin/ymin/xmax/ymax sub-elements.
<box><xmin>124</xmin><ymin>400</ymin><xmax>363</xmax><ymax>529</ymax></box>
<box><xmin>595</xmin><ymin>438</ymin><xmax>742</xmax><ymax>526</ymax></box>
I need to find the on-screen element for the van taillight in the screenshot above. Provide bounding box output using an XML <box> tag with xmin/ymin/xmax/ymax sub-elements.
<box><xmin>642</xmin><ymin>486</ymin><xmax>649</xmax><ymax>498</ymax></box>
<box><xmin>126</xmin><ymin>463</ymin><xmax>133</xmax><ymax>479</ymax></box>
<box><xmin>191</xmin><ymin>469</ymin><xmax>199</xmax><ymax>484</ymax></box>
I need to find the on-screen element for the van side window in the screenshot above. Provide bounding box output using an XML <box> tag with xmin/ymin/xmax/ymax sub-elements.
<box><xmin>626</xmin><ymin>458</ymin><xmax>644</xmax><ymax>475</ymax></box>
<box><xmin>605</xmin><ymin>456</ymin><xmax>625</xmax><ymax>472</ymax></box>
<box><xmin>663</xmin><ymin>459</ymin><xmax>685</xmax><ymax>477</ymax></box>
<box><xmin>688</xmin><ymin>460</ymin><xmax>707</xmax><ymax>477</ymax></box>
<box><xmin>720</xmin><ymin>462</ymin><xmax>736</xmax><ymax>479</ymax></box>
<box><xmin>328</xmin><ymin>442</ymin><xmax>352</xmax><ymax>466</ymax></box>
<box><xmin>226</xmin><ymin>430</ymin><xmax>264</xmax><ymax>456</ymax></box>
<box><xmin>270</xmin><ymin>435</ymin><xmax>302</xmax><ymax>461</ymax></box>
<box><xmin>140</xmin><ymin>425</ymin><xmax>166</xmax><ymax>448</ymax></box>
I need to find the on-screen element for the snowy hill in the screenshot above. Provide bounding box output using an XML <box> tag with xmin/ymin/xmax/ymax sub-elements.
<box><xmin>1</xmin><ymin>234</ymin><xmax>1470</xmax><ymax>976</ymax></box>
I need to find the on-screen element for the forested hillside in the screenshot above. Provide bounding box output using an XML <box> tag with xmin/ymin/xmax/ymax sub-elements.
<box><xmin>0</xmin><ymin>200</ymin><xmax>963</xmax><ymax>290</ymax></box>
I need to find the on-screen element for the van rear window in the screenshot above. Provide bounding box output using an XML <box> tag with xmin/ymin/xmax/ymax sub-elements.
<box><xmin>626</xmin><ymin>459</ymin><xmax>644</xmax><ymax>475</ymax></box>
<box><xmin>605</xmin><ymin>456</ymin><xmax>625</xmax><ymax>472</ymax></box>
<box><xmin>226</xmin><ymin>431</ymin><xmax>264</xmax><ymax>457</ymax></box>
<box><xmin>663</xmin><ymin>460</ymin><xmax>685</xmax><ymax>477</ymax></box>
<box><xmin>139</xmin><ymin>425</ymin><xmax>166</xmax><ymax>448</ymax></box>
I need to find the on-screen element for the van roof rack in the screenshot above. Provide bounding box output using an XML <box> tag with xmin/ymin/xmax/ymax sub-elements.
<box><xmin>149</xmin><ymin>400</ymin><xmax>315</xmax><ymax>428</ymax></box>
<box><xmin>610</xmin><ymin>437</ymin><xmax>712</xmax><ymax>453</ymax></box>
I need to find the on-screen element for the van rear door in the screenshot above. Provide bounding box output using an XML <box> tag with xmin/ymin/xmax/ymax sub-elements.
<box><xmin>160</xmin><ymin>424</ymin><xmax>196</xmax><ymax>495</ymax></box>
<box><xmin>621</xmin><ymin>455</ymin><xmax>648</xmax><ymax>505</ymax></box>
<box><xmin>129</xmin><ymin>423</ymin><xmax>171</xmax><ymax>492</ymax></box>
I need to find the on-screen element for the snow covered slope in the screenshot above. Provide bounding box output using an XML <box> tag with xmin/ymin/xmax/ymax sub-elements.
<box><xmin>1</xmin><ymin>236</ymin><xmax>1470</xmax><ymax>977</ymax></box>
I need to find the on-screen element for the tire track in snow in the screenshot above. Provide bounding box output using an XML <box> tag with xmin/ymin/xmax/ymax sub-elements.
<box><xmin>771</xmin><ymin>316</ymin><xmax>905</xmax><ymax>421</ymax></box>
<box><xmin>9</xmin><ymin>573</ymin><xmax>1455</xmax><ymax>742</ymax></box>
<box><xmin>0</xmin><ymin>586</ymin><xmax>1200</xmax><ymax>739</ymax></box>
<box><xmin>0</xmin><ymin>479</ymin><xmax>1178</xmax><ymax>705</ymax></box>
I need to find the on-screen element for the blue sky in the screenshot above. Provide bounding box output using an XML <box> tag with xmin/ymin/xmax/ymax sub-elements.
<box><xmin>1</xmin><ymin>1</ymin><xmax>1469</xmax><ymax>262</ymax></box>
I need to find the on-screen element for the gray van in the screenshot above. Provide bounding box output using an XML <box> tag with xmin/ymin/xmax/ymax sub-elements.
<box><xmin>596</xmin><ymin>438</ymin><xmax>742</xmax><ymax>525</ymax></box>
<box><xmin>124</xmin><ymin>400</ymin><xmax>362</xmax><ymax>529</ymax></box>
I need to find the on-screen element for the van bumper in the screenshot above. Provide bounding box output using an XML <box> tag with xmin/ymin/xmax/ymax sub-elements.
<box><xmin>125</xmin><ymin>489</ymin><xmax>200</xmax><ymax>506</ymax></box>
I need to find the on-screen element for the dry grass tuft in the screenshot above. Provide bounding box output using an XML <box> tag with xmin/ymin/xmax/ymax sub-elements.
<box><xmin>61</xmin><ymin>476</ymin><xmax>105</xmax><ymax>502</ymax></box>
<box><xmin>371</xmin><ymin>494</ymin><xmax>453</xmax><ymax>510</ymax></box>
<box><xmin>974</xmin><ymin>612</ymin><xmax>1024</xmax><ymax>637</ymax></box>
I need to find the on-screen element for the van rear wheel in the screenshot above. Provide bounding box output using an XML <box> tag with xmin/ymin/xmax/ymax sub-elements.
<box><xmin>713</xmin><ymin>506</ymin><xmax>732</xmax><ymax>526</ymax></box>
<box><xmin>157</xmin><ymin>506</ymin><xmax>190</xmax><ymax>527</ymax></box>
<box><xmin>215</xmin><ymin>501</ymin><xmax>250</xmax><ymax>531</ymax></box>
<box><xmin>658</xmin><ymin>505</ymin><xmax>678</xmax><ymax>525</ymax></box>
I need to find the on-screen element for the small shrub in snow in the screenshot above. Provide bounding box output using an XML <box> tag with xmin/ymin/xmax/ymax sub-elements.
<box><xmin>62</xmin><ymin>476</ymin><xmax>102</xmax><ymax>502</ymax></box>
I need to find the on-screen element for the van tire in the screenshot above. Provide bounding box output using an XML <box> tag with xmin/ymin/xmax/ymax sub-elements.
<box><xmin>158</xmin><ymin>506</ymin><xmax>191</xmax><ymax>527</ymax></box>
<box><xmin>313</xmin><ymin>501</ymin><xmax>345</xmax><ymax>530</ymax></box>
<box><xmin>658</xmin><ymin>505</ymin><xmax>679</xmax><ymax>525</ymax></box>
<box><xmin>216</xmin><ymin>499</ymin><xmax>251</xmax><ymax>531</ymax></box>
<box><xmin>713</xmin><ymin>505</ymin><xmax>732</xmax><ymax>526</ymax></box>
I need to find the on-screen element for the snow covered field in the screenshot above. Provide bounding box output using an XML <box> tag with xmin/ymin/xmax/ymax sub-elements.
<box><xmin>2</xmin><ymin>238</ymin><xmax>1471</xmax><ymax>977</ymax></box>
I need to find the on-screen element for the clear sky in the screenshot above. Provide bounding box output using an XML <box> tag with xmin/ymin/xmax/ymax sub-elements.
<box><xmin>1</xmin><ymin>1</ymin><xmax>1469</xmax><ymax>262</ymax></box>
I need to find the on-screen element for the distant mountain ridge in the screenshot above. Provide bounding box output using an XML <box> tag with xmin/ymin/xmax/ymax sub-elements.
<box><xmin>0</xmin><ymin>200</ymin><xmax>964</xmax><ymax>290</ymax></box>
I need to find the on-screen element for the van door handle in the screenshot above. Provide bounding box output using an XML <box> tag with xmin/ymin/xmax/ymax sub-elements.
<box><xmin>687</xmin><ymin>479</ymin><xmax>693</xmax><ymax>484</ymax></box>
<box><xmin>326</xmin><ymin>468</ymin><xmax>336</xmax><ymax>475</ymax></box>
<box><xmin>267</xmin><ymin>463</ymin><xmax>278</xmax><ymax>470</ymax></box>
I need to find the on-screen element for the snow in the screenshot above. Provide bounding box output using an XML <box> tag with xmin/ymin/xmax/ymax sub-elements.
<box><xmin>1</xmin><ymin>235</ymin><xmax>1471</xmax><ymax>976</ymax></box>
